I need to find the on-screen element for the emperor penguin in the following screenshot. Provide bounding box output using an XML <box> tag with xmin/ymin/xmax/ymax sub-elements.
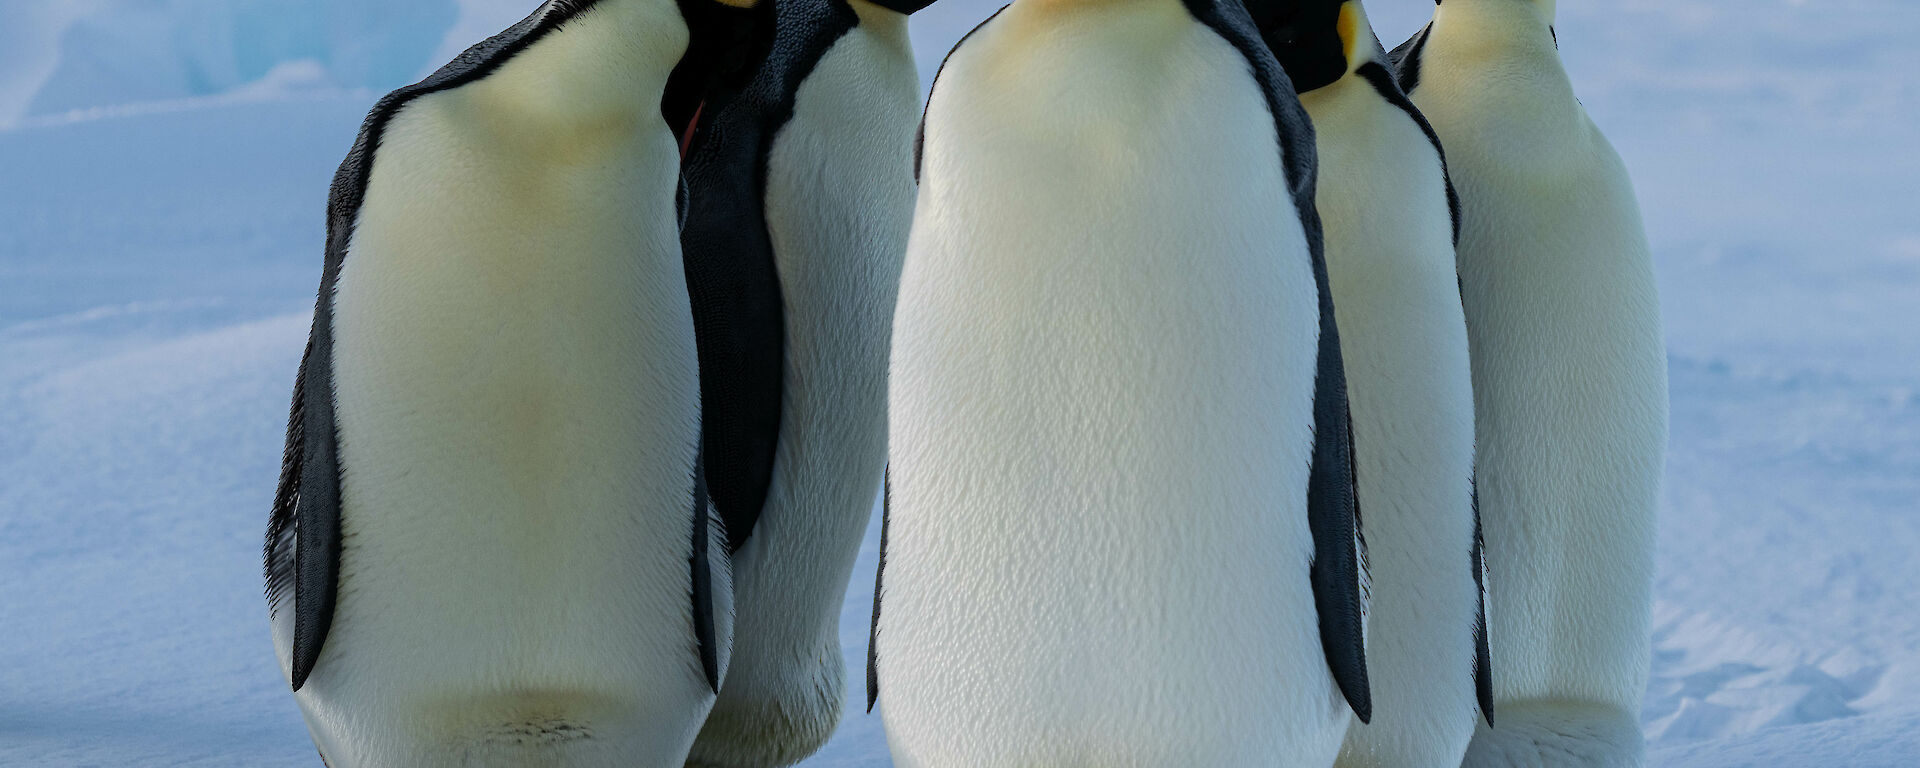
<box><xmin>1248</xmin><ymin>1</ymin><xmax>1491</xmax><ymax>766</ymax></box>
<box><xmin>1393</xmin><ymin>1</ymin><xmax>1668</xmax><ymax>764</ymax></box>
<box><xmin>263</xmin><ymin>1</ymin><xmax>763</xmax><ymax>764</ymax></box>
<box><xmin>868</xmin><ymin>0</ymin><xmax>1372</xmax><ymax>763</ymax></box>
<box><xmin>671</xmin><ymin>0</ymin><xmax>930</xmax><ymax>765</ymax></box>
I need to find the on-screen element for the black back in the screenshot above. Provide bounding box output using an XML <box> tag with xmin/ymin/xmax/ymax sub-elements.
<box><xmin>1181</xmin><ymin>0</ymin><xmax>1372</xmax><ymax>724</ymax></box>
<box><xmin>678</xmin><ymin>0</ymin><xmax>889</xmax><ymax>554</ymax></box>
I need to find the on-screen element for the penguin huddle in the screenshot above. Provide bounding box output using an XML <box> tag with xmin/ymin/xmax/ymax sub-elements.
<box><xmin>264</xmin><ymin>0</ymin><xmax>1665</xmax><ymax>766</ymax></box>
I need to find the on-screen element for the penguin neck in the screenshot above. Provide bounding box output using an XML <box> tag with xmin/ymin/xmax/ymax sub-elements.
<box><xmin>846</xmin><ymin>0</ymin><xmax>910</xmax><ymax>36</ymax></box>
<box><xmin>1337</xmin><ymin>1</ymin><xmax>1383</xmax><ymax>76</ymax></box>
<box><xmin>1263</xmin><ymin>0</ymin><xmax>1380</xmax><ymax>95</ymax></box>
<box><xmin>1433</xmin><ymin>0</ymin><xmax>1557</xmax><ymax>52</ymax></box>
<box><xmin>1439</xmin><ymin>0</ymin><xmax>1555</xmax><ymax>25</ymax></box>
<box><xmin>1014</xmin><ymin>0</ymin><xmax>1181</xmax><ymax>17</ymax></box>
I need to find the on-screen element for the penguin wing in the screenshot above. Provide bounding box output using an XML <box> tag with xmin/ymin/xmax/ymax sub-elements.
<box><xmin>1388</xmin><ymin>22</ymin><xmax>1433</xmax><ymax>96</ymax></box>
<box><xmin>689</xmin><ymin>455</ymin><xmax>726</xmax><ymax>693</ymax></box>
<box><xmin>865</xmin><ymin>467</ymin><xmax>892</xmax><ymax>712</ymax></box>
<box><xmin>1471</xmin><ymin>476</ymin><xmax>1496</xmax><ymax>725</ymax></box>
<box><xmin>264</xmin><ymin>335</ymin><xmax>340</xmax><ymax>693</ymax></box>
<box><xmin>1178</xmin><ymin>0</ymin><xmax>1373</xmax><ymax>723</ymax></box>
<box><xmin>262</xmin><ymin>0</ymin><xmax>628</xmax><ymax>692</ymax></box>
<box><xmin>676</xmin><ymin>0</ymin><xmax>808</xmax><ymax>555</ymax></box>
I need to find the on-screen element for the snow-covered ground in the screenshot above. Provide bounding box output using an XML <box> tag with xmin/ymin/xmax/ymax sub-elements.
<box><xmin>1</xmin><ymin>0</ymin><xmax>1915</xmax><ymax>765</ymax></box>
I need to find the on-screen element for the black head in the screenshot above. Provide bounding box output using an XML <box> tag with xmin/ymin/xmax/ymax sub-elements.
<box><xmin>1245</xmin><ymin>0</ymin><xmax>1356</xmax><ymax>93</ymax></box>
<box><xmin>662</xmin><ymin>0</ymin><xmax>777</xmax><ymax>150</ymax></box>
<box><xmin>865</xmin><ymin>0</ymin><xmax>941</xmax><ymax>15</ymax></box>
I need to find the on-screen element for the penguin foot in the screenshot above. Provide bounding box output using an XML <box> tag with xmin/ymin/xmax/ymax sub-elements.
<box><xmin>1461</xmin><ymin>699</ymin><xmax>1644</xmax><ymax>768</ymax></box>
<box><xmin>685</xmin><ymin>653</ymin><xmax>844</xmax><ymax>768</ymax></box>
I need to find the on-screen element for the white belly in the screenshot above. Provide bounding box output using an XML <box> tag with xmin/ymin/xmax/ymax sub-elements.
<box><xmin>1412</xmin><ymin>4</ymin><xmax>1667</xmax><ymax>716</ymax></box>
<box><xmin>291</xmin><ymin>2</ymin><xmax>719</xmax><ymax>764</ymax></box>
<box><xmin>1301</xmin><ymin>74</ymin><xmax>1481</xmax><ymax>767</ymax></box>
<box><xmin>881</xmin><ymin>3</ymin><xmax>1345</xmax><ymax>764</ymax></box>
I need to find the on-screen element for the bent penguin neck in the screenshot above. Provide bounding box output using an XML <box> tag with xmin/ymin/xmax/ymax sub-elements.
<box><xmin>847</xmin><ymin>0</ymin><xmax>911</xmax><ymax>33</ymax></box>
<box><xmin>1433</xmin><ymin>0</ymin><xmax>1556</xmax><ymax>46</ymax></box>
<box><xmin>454</xmin><ymin>0</ymin><xmax>692</xmax><ymax>138</ymax></box>
<box><xmin>1438</xmin><ymin>0</ymin><xmax>1553</xmax><ymax>22</ymax></box>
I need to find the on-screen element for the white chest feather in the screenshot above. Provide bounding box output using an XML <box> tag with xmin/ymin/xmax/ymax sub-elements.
<box><xmin>1411</xmin><ymin>0</ymin><xmax>1666</xmax><ymax>721</ymax></box>
<box><xmin>881</xmin><ymin>2</ymin><xmax>1346</xmax><ymax>765</ymax></box>
<box><xmin>1300</xmin><ymin>56</ymin><xmax>1482</xmax><ymax>765</ymax></box>
<box><xmin>295</xmin><ymin>1</ymin><xmax>721</xmax><ymax>765</ymax></box>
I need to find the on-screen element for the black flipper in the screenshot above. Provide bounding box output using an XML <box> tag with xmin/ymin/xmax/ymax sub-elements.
<box><xmin>677</xmin><ymin>0</ymin><xmax>868</xmax><ymax>555</ymax></box>
<box><xmin>264</xmin><ymin>336</ymin><xmax>339</xmax><ymax>693</ymax></box>
<box><xmin>690</xmin><ymin>456</ymin><xmax>723</xmax><ymax>693</ymax></box>
<box><xmin>1178</xmin><ymin>0</ymin><xmax>1371</xmax><ymax>723</ymax></box>
<box><xmin>865</xmin><ymin>468</ymin><xmax>891</xmax><ymax>713</ymax></box>
<box><xmin>1388</xmin><ymin>22</ymin><xmax>1433</xmax><ymax>96</ymax></box>
<box><xmin>1471</xmin><ymin>476</ymin><xmax>1495</xmax><ymax>725</ymax></box>
<box><xmin>263</xmin><ymin>0</ymin><xmax>645</xmax><ymax>692</ymax></box>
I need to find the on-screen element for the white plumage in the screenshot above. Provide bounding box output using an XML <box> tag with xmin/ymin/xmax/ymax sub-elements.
<box><xmin>1402</xmin><ymin>1</ymin><xmax>1668</xmax><ymax>764</ymax></box>
<box><xmin>285</xmin><ymin>1</ymin><xmax>726</xmax><ymax>765</ymax></box>
<box><xmin>878</xmin><ymin>0</ymin><xmax>1351</xmax><ymax>764</ymax></box>
<box><xmin>1291</xmin><ymin>4</ymin><xmax>1481</xmax><ymax>766</ymax></box>
<box><xmin>686</xmin><ymin>3</ymin><xmax>920</xmax><ymax>766</ymax></box>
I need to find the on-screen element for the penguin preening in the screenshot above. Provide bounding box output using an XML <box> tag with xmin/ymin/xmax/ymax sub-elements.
<box><xmin>870</xmin><ymin>0</ymin><xmax>1370</xmax><ymax>762</ymax></box>
<box><xmin>673</xmin><ymin>0</ymin><xmax>929</xmax><ymax>764</ymax></box>
<box><xmin>264</xmin><ymin>0</ymin><xmax>763</xmax><ymax>764</ymax></box>
<box><xmin>1393</xmin><ymin>1</ymin><xmax>1667</xmax><ymax>765</ymax></box>
<box><xmin>1249</xmin><ymin>1</ymin><xmax>1489</xmax><ymax>765</ymax></box>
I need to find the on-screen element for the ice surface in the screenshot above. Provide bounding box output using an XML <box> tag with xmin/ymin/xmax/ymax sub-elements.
<box><xmin>1</xmin><ymin>0</ymin><xmax>1916</xmax><ymax>765</ymax></box>
<box><xmin>2</xmin><ymin>0</ymin><xmax>459</xmax><ymax>127</ymax></box>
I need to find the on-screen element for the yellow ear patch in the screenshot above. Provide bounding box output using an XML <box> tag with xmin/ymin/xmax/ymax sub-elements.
<box><xmin>1337</xmin><ymin>2</ymin><xmax>1361</xmax><ymax>64</ymax></box>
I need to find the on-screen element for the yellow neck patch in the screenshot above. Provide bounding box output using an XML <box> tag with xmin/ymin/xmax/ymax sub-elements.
<box><xmin>1336</xmin><ymin>2</ymin><xmax>1361</xmax><ymax>67</ymax></box>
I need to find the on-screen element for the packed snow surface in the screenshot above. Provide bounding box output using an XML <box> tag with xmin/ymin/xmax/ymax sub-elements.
<box><xmin>1</xmin><ymin>0</ymin><xmax>1916</xmax><ymax>765</ymax></box>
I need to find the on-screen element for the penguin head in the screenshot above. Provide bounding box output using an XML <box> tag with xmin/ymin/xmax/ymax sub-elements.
<box><xmin>662</xmin><ymin>0</ymin><xmax>776</xmax><ymax>151</ymax></box>
<box><xmin>1246</xmin><ymin>0</ymin><xmax>1364</xmax><ymax>93</ymax></box>
<box><xmin>862</xmin><ymin>0</ymin><xmax>941</xmax><ymax>15</ymax></box>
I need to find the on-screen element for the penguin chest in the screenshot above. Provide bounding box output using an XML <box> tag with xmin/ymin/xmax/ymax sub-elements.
<box><xmin>882</xmin><ymin>5</ymin><xmax>1338</xmax><ymax>757</ymax></box>
<box><xmin>322</xmin><ymin>99</ymin><xmax>701</xmax><ymax>681</ymax></box>
<box><xmin>1305</xmin><ymin>83</ymin><xmax>1476</xmax><ymax>487</ymax></box>
<box><xmin>897</xmin><ymin>2</ymin><xmax>1323</xmax><ymax>569</ymax></box>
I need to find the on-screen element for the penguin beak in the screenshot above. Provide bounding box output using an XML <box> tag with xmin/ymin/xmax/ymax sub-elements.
<box><xmin>663</xmin><ymin>0</ymin><xmax>774</xmax><ymax>158</ymax></box>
